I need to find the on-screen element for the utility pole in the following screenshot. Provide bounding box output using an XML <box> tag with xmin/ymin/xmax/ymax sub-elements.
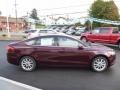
<box><xmin>15</xmin><ymin>0</ymin><xmax>18</xmax><ymax>31</ymax></box>
<box><xmin>6</xmin><ymin>16</ymin><xmax>10</xmax><ymax>38</ymax></box>
<box><xmin>89</xmin><ymin>19</ymin><xmax>93</xmax><ymax>32</ymax></box>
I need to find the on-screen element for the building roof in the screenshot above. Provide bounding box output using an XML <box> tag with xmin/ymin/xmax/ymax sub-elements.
<box><xmin>0</xmin><ymin>16</ymin><xmax>25</xmax><ymax>23</ymax></box>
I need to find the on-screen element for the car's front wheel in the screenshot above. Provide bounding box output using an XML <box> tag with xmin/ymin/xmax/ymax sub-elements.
<box><xmin>118</xmin><ymin>41</ymin><xmax>120</xmax><ymax>49</ymax></box>
<box><xmin>92</xmin><ymin>56</ymin><xmax>108</xmax><ymax>72</ymax></box>
<box><xmin>20</xmin><ymin>56</ymin><xmax>36</xmax><ymax>72</ymax></box>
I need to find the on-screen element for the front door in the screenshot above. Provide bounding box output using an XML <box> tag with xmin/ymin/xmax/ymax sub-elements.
<box><xmin>98</xmin><ymin>28</ymin><xmax>111</xmax><ymax>43</ymax></box>
<box><xmin>87</xmin><ymin>28</ymin><xmax>100</xmax><ymax>42</ymax></box>
<box><xmin>56</xmin><ymin>36</ymin><xmax>90</xmax><ymax>66</ymax></box>
<box><xmin>32</xmin><ymin>36</ymin><xmax>65</xmax><ymax>65</ymax></box>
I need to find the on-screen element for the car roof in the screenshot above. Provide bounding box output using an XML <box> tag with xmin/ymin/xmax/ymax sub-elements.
<box><xmin>37</xmin><ymin>34</ymin><xmax>78</xmax><ymax>40</ymax></box>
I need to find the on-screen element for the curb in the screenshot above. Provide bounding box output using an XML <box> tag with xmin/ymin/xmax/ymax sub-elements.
<box><xmin>0</xmin><ymin>76</ymin><xmax>42</xmax><ymax>90</ymax></box>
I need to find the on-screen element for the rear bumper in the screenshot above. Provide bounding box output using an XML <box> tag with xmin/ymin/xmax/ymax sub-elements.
<box><xmin>7</xmin><ymin>53</ymin><xmax>20</xmax><ymax>65</ymax></box>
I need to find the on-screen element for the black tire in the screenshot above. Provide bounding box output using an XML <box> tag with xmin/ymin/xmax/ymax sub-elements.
<box><xmin>118</xmin><ymin>41</ymin><xmax>120</xmax><ymax>49</ymax></box>
<box><xmin>81</xmin><ymin>37</ymin><xmax>87</xmax><ymax>42</ymax></box>
<box><xmin>20</xmin><ymin>56</ymin><xmax>36</xmax><ymax>72</ymax></box>
<box><xmin>91</xmin><ymin>56</ymin><xmax>108</xmax><ymax>72</ymax></box>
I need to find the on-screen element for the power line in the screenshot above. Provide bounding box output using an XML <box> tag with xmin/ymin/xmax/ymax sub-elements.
<box><xmin>39</xmin><ymin>8</ymin><xmax>120</xmax><ymax>17</ymax></box>
<box><xmin>38</xmin><ymin>1</ymin><xmax>120</xmax><ymax>12</ymax></box>
<box><xmin>39</xmin><ymin>11</ymin><xmax>88</xmax><ymax>17</ymax></box>
<box><xmin>38</xmin><ymin>4</ymin><xmax>91</xmax><ymax>11</ymax></box>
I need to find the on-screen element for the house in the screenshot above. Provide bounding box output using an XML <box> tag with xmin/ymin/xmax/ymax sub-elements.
<box><xmin>0</xmin><ymin>16</ymin><xmax>25</xmax><ymax>31</ymax></box>
<box><xmin>41</xmin><ymin>17</ymin><xmax>55</xmax><ymax>25</ymax></box>
<box><xmin>55</xmin><ymin>17</ymin><xmax>68</xmax><ymax>25</ymax></box>
<box><xmin>23</xmin><ymin>17</ymin><xmax>36</xmax><ymax>29</ymax></box>
<box><xmin>41</xmin><ymin>16</ymin><xmax>70</xmax><ymax>25</ymax></box>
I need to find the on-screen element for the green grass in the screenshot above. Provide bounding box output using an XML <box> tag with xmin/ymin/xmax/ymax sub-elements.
<box><xmin>36</xmin><ymin>24</ymin><xmax>46</xmax><ymax>29</ymax></box>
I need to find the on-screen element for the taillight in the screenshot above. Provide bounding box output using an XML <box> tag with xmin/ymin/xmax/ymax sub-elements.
<box><xmin>6</xmin><ymin>46</ymin><xmax>15</xmax><ymax>53</ymax></box>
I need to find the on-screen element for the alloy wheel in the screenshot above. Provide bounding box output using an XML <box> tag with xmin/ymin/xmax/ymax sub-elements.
<box><xmin>92</xmin><ymin>56</ymin><xmax>108</xmax><ymax>72</ymax></box>
<box><xmin>20</xmin><ymin>56</ymin><xmax>36</xmax><ymax>71</ymax></box>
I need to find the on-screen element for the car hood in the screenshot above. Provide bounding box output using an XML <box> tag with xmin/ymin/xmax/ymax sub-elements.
<box><xmin>87</xmin><ymin>43</ymin><xmax>113</xmax><ymax>51</ymax></box>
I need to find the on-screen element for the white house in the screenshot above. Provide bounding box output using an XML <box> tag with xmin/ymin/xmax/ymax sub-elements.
<box><xmin>55</xmin><ymin>17</ymin><xmax>68</xmax><ymax>25</ymax></box>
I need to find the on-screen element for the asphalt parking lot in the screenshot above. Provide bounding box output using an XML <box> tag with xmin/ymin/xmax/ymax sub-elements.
<box><xmin>0</xmin><ymin>41</ymin><xmax>120</xmax><ymax>90</ymax></box>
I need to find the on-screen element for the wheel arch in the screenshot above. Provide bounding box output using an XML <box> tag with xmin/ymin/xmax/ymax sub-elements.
<box><xmin>116</xmin><ymin>39</ymin><xmax>120</xmax><ymax>44</ymax></box>
<box><xmin>19</xmin><ymin>55</ymin><xmax>38</xmax><ymax>65</ymax></box>
<box><xmin>80</xmin><ymin>36</ymin><xmax>87</xmax><ymax>40</ymax></box>
<box><xmin>90</xmin><ymin>54</ymin><xmax>110</xmax><ymax>67</ymax></box>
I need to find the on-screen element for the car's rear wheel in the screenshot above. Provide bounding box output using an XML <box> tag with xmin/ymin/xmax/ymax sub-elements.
<box><xmin>118</xmin><ymin>41</ymin><xmax>120</xmax><ymax>49</ymax></box>
<box><xmin>81</xmin><ymin>37</ymin><xmax>87</xmax><ymax>42</ymax></box>
<box><xmin>20</xmin><ymin>56</ymin><xmax>36</xmax><ymax>72</ymax></box>
<box><xmin>92</xmin><ymin>56</ymin><xmax>108</xmax><ymax>72</ymax></box>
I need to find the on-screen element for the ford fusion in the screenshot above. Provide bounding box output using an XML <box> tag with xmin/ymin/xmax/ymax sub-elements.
<box><xmin>7</xmin><ymin>34</ymin><xmax>116</xmax><ymax>72</ymax></box>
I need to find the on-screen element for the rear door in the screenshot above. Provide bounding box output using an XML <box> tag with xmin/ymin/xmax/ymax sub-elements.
<box><xmin>31</xmin><ymin>36</ymin><xmax>65</xmax><ymax>65</ymax></box>
<box><xmin>109</xmin><ymin>27</ymin><xmax>120</xmax><ymax>44</ymax></box>
<box><xmin>99</xmin><ymin>28</ymin><xmax>111</xmax><ymax>43</ymax></box>
<box><xmin>87</xmin><ymin>28</ymin><xmax>100</xmax><ymax>42</ymax></box>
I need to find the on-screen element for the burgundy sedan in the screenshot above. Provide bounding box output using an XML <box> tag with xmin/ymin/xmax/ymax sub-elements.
<box><xmin>7</xmin><ymin>34</ymin><xmax>116</xmax><ymax>72</ymax></box>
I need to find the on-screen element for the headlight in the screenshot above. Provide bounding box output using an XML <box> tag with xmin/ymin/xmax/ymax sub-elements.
<box><xmin>105</xmin><ymin>51</ymin><xmax>115</xmax><ymax>56</ymax></box>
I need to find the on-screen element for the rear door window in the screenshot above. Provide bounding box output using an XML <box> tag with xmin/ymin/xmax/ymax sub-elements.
<box><xmin>99</xmin><ymin>28</ymin><xmax>109</xmax><ymax>34</ymax></box>
<box><xmin>25</xmin><ymin>37</ymin><xmax>56</xmax><ymax>46</ymax></box>
<box><xmin>25</xmin><ymin>39</ymin><xmax>36</xmax><ymax>45</ymax></box>
<box><xmin>35</xmin><ymin>37</ymin><xmax>55</xmax><ymax>46</ymax></box>
<box><xmin>41</xmin><ymin>37</ymin><xmax>54</xmax><ymax>46</ymax></box>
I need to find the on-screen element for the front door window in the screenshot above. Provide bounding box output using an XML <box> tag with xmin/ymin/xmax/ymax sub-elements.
<box><xmin>58</xmin><ymin>37</ymin><xmax>79</xmax><ymax>48</ymax></box>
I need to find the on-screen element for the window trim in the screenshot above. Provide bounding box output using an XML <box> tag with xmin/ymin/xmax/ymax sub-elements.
<box><xmin>24</xmin><ymin>35</ymin><xmax>86</xmax><ymax>48</ymax></box>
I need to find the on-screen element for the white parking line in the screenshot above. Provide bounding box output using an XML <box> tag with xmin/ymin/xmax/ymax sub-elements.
<box><xmin>0</xmin><ymin>76</ymin><xmax>42</xmax><ymax>90</ymax></box>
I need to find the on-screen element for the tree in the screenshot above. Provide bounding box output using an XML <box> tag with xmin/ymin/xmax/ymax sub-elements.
<box><xmin>84</xmin><ymin>20</ymin><xmax>91</xmax><ymax>30</ymax></box>
<box><xmin>102</xmin><ymin>1</ymin><xmax>119</xmax><ymax>21</ymax></box>
<box><xmin>89</xmin><ymin>0</ymin><xmax>104</xmax><ymax>18</ymax></box>
<box><xmin>89</xmin><ymin>0</ymin><xmax>119</xmax><ymax>27</ymax></box>
<box><xmin>30</xmin><ymin>8</ymin><xmax>39</xmax><ymax>20</ymax></box>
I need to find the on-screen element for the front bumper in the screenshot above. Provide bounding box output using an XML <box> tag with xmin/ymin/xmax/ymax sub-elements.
<box><xmin>108</xmin><ymin>54</ymin><xmax>116</xmax><ymax>66</ymax></box>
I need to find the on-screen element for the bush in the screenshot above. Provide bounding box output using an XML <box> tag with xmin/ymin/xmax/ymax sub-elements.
<box><xmin>2</xmin><ymin>34</ymin><xmax>7</xmax><ymax>37</ymax></box>
<box><xmin>22</xmin><ymin>35</ymin><xmax>27</xmax><ymax>39</ymax></box>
